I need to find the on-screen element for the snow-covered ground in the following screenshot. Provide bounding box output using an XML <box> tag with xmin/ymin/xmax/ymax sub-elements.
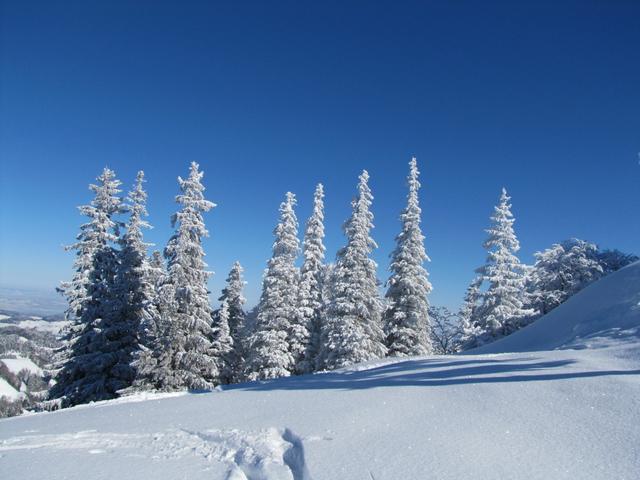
<box><xmin>1</xmin><ymin>263</ymin><xmax>639</xmax><ymax>479</ymax></box>
<box><xmin>0</xmin><ymin>377</ymin><xmax>23</xmax><ymax>401</ymax></box>
<box><xmin>1</xmin><ymin>357</ymin><xmax>43</xmax><ymax>376</ymax></box>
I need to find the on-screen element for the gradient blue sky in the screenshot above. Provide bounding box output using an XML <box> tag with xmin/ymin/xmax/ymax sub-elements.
<box><xmin>1</xmin><ymin>0</ymin><xmax>639</xmax><ymax>310</ymax></box>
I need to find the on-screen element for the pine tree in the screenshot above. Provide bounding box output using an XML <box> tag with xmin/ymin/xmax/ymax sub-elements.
<box><xmin>471</xmin><ymin>188</ymin><xmax>533</xmax><ymax>346</ymax></box>
<box><xmin>319</xmin><ymin>171</ymin><xmax>387</xmax><ymax>370</ymax></box>
<box><xmin>218</xmin><ymin>261</ymin><xmax>247</xmax><ymax>382</ymax></box>
<box><xmin>51</xmin><ymin>168</ymin><xmax>128</xmax><ymax>406</ymax></box>
<box><xmin>134</xmin><ymin>162</ymin><xmax>217</xmax><ymax>391</ymax></box>
<box><xmin>210</xmin><ymin>299</ymin><xmax>234</xmax><ymax>385</ymax></box>
<box><xmin>383</xmin><ymin>157</ymin><xmax>433</xmax><ymax>357</ymax></box>
<box><xmin>295</xmin><ymin>184</ymin><xmax>326</xmax><ymax>373</ymax></box>
<box><xmin>246</xmin><ymin>192</ymin><xmax>300</xmax><ymax>380</ymax></box>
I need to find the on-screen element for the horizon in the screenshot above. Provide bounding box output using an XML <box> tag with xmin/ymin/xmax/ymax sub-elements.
<box><xmin>1</xmin><ymin>1</ymin><xmax>639</xmax><ymax>311</ymax></box>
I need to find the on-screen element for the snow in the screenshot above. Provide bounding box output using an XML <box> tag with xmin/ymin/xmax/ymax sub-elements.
<box><xmin>0</xmin><ymin>319</ymin><xmax>69</xmax><ymax>333</ymax></box>
<box><xmin>1</xmin><ymin>263</ymin><xmax>639</xmax><ymax>479</ymax></box>
<box><xmin>0</xmin><ymin>377</ymin><xmax>23</xmax><ymax>401</ymax></box>
<box><xmin>1</xmin><ymin>357</ymin><xmax>43</xmax><ymax>376</ymax></box>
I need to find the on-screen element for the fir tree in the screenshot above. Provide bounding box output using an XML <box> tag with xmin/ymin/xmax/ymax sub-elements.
<box><xmin>319</xmin><ymin>171</ymin><xmax>387</xmax><ymax>370</ymax></box>
<box><xmin>114</xmin><ymin>171</ymin><xmax>157</xmax><ymax>358</ymax></box>
<box><xmin>210</xmin><ymin>299</ymin><xmax>234</xmax><ymax>385</ymax></box>
<box><xmin>296</xmin><ymin>184</ymin><xmax>326</xmax><ymax>373</ymax></box>
<box><xmin>383</xmin><ymin>157</ymin><xmax>433</xmax><ymax>357</ymax></box>
<box><xmin>458</xmin><ymin>276</ymin><xmax>483</xmax><ymax>350</ymax></box>
<box><xmin>218</xmin><ymin>261</ymin><xmax>247</xmax><ymax>382</ymax></box>
<box><xmin>134</xmin><ymin>162</ymin><xmax>217</xmax><ymax>391</ymax></box>
<box><xmin>471</xmin><ymin>188</ymin><xmax>533</xmax><ymax>346</ymax></box>
<box><xmin>246</xmin><ymin>192</ymin><xmax>300</xmax><ymax>380</ymax></box>
<box><xmin>51</xmin><ymin>168</ymin><xmax>128</xmax><ymax>406</ymax></box>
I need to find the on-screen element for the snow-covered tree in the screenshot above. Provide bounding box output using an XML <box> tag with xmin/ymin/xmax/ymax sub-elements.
<box><xmin>319</xmin><ymin>171</ymin><xmax>387</xmax><ymax>370</ymax></box>
<box><xmin>296</xmin><ymin>184</ymin><xmax>326</xmax><ymax>373</ymax></box>
<box><xmin>210</xmin><ymin>299</ymin><xmax>234</xmax><ymax>385</ymax></box>
<box><xmin>134</xmin><ymin>162</ymin><xmax>217</xmax><ymax>391</ymax></box>
<box><xmin>113</xmin><ymin>171</ymin><xmax>157</xmax><ymax>360</ymax></box>
<box><xmin>525</xmin><ymin>238</ymin><xmax>639</xmax><ymax>317</ymax></box>
<box><xmin>218</xmin><ymin>261</ymin><xmax>247</xmax><ymax>382</ymax></box>
<box><xmin>51</xmin><ymin>167</ymin><xmax>128</xmax><ymax>407</ymax></box>
<box><xmin>245</xmin><ymin>192</ymin><xmax>300</xmax><ymax>380</ymax></box>
<box><xmin>383</xmin><ymin>157</ymin><xmax>433</xmax><ymax>357</ymax></box>
<box><xmin>428</xmin><ymin>305</ymin><xmax>462</xmax><ymax>355</ymax></box>
<box><xmin>458</xmin><ymin>276</ymin><xmax>483</xmax><ymax>349</ymax></box>
<box><xmin>470</xmin><ymin>188</ymin><xmax>534</xmax><ymax>347</ymax></box>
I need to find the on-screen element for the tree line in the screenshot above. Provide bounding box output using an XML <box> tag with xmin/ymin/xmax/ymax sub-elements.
<box><xmin>48</xmin><ymin>159</ymin><xmax>636</xmax><ymax>408</ymax></box>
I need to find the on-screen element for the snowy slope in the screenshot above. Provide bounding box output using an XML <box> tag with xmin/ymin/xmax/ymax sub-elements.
<box><xmin>0</xmin><ymin>377</ymin><xmax>22</xmax><ymax>400</ymax></box>
<box><xmin>1</xmin><ymin>357</ymin><xmax>43</xmax><ymax>376</ymax></box>
<box><xmin>473</xmin><ymin>261</ymin><xmax>640</xmax><ymax>355</ymax></box>
<box><xmin>1</xmin><ymin>265</ymin><xmax>639</xmax><ymax>479</ymax></box>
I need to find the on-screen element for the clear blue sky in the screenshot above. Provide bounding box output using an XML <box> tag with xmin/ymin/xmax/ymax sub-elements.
<box><xmin>1</xmin><ymin>1</ymin><xmax>639</xmax><ymax>310</ymax></box>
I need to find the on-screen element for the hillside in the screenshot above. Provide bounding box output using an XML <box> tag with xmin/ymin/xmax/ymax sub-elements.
<box><xmin>1</xmin><ymin>265</ymin><xmax>639</xmax><ymax>479</ymax></box>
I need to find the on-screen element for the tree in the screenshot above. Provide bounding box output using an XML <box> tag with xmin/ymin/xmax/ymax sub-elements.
<box><xmin>319</xmin><ymin>171</ymin><xmax>387</xmax><ymax>370</ymax></box>
<box><xmin>218</xmin><ymin>261</ymin><xmax>247</xmax><ymax>382</ymax></box>
<box><xmin>210</xmin><ymin>299</ymin><xmax>234</xmax><ymax>385</ymax></box>
<box><xmin>51</xmin><ymin>167</ymin><xmax>128</xmax><ymax>407</ymax></box>
<box><xmin>429</xmin><ymin>306</ymin><xmax>462</xmax><ymax>355</ymax></box>
<box><xmin>245</xmin><ymin>192</ymin><xmax>300</xmax><ymax>380</ymax></box>
<box><xmin>458</xmin><ymin>276</ymin><xmax>483</xmax><ymax>350</ymax></box>
<box><xmin>134</xmin><ymin>162</ymin><xmax>217</xmax><ymax>391</ymax></box>
<box><xmin>526</xmin><ymin>239</ymin><xmax>638</xmax><ymax>317</ymax></box>
<box><xmin>470</xmin><ymin>188</ymin><xmax>534</xmax><ymax>347</ymax></box>
<box><xmin>114</xmin><ymin>170</ymin><xmax>157</xmax><ymax>363</ymax></box>
<box><xmin>383</xmin><ymin>157</ymin><xmax>433</xmax><ymax>357</ymax></box>
<box><xmin>296</xmin><ymin>184</ymin><xmax>326</xmax><ymax>373</ymax></box>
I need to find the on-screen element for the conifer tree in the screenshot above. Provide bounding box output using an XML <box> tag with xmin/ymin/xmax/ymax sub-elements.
<box><xmin>218</xmin><ymin>261</ymin><xmax>247</xmax><ymax>381</ymax></box>
<box><xmin>458</xmin><ymin>276</ymin><xmax>483</xmax><ymax>349</ymax></box>
<box><xmin>210</xmin><ymin>299</ymin><xmax>234</xmax><ymax>385</ymax></box>
<box><xmin>319</xmin><ymin>171</ymin><xmax>386</xmax><ymax>370</ymax></box>
<box><xmin>114</xmin><ymin>171</ymin><xmax>157</xmax><ymax>357</ymax></box>
<box><xmin>383</xmin><ymin>157</ymin><xmax>433</xmax><ymax>357</ymax></box>
<box><xmin>134</xmin><ymin>162</ymin><xmax>217</xmax><ymax>391</ymax></box>
<box><xmin>296</xmin><ymin>184</ymin><xmax>326</xmax><ymax>373</ymax></box>
<box><xmin>471</xmin><ymin>188</ymin><xmax>533</xmax><ymax>346</ymax></box>
<box><xmin>246</xmin><ymin>192</ymin><xmax>300</xmax><ymax>380</ymax></box>
<box><xmin>51</xmin><ymin>168</ymin><xmax>128</xmax><ymax>406</ymax></box>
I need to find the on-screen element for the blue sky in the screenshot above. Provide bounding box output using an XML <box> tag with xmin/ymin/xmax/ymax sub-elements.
<box><xmin>1</xmin><ymin>1</ymin><xmax>639</xmax><ymax>310</ymax></box>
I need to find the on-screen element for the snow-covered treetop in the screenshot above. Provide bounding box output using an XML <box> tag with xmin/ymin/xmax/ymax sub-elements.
<box><xmin>171</xmin><ymin>162</ymin><xmax>216</xmax><ymax>237</ymax></box>
<box><xmin>483</xmin><ymin>187</ymin><xmax>519</xmax><ymax>253</ymax></box>
<box><xmin>341</xmin><ymin>170</ymin><xmax>377</xmax><ymax>255</ymax></box>
<box><xmin>122</xmin><ymin>171</ymin><xmax>152</xmax><ymax>248</ymax></box>
<box><xmin>272</xmin><ymin>192</ymin><xmax>299</xmax><ymax>261</ymax></box>
<box><xmin>302</xmin><ymin>183</ymin><xmax>326</xmax><ymax>273</ymax></box>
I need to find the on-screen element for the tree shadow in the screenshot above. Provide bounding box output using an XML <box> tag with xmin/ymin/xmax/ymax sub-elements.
<box><xmin>226</xmin><ymin>356</ymin><xmax>640</xmax><ymax>392</ymax></box>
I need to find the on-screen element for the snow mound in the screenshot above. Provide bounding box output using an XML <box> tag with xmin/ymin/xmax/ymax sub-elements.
<box><xmin>473</xmin><ymin>261</ymin><xmax>640</xmax><ymax>355</ymax></box>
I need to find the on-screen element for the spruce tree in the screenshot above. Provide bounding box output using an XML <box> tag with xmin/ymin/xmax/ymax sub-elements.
<box><xmin>319</xmin><ymin>171</ymin><xmax>386</xmax><ymax>370</ymax></box>
<box><xmin>472</xmin><ymin>188</ymin><xmax>533</xmax><ymax>346</ymax></box>
<box><xmin>383</xmin><ymin>157</ymin><xmax>433</xmax><ymax>357</ymax></box>
<box><xmin>218</xmin><ymin>261</ymin><xmax>247</xmax><ymax>382</ymax></box>
<box><xmin>51</xmin><ymin>168</ymin><xmax>127</xmax><ymax>406</ymax></box>
<box><xmin>458</xmin><ymin>276</ymin><xmax>483</xmax><ymax>350</ymax></box>
<box><xmin>246</xmin><ymin>192</ymin><xmax>300</xmax><ymax>380</ymax></box>
<box><xmin>114</xmin><ymin>171</ymin><xmax>157</xmax><ymax>359</ymax></box>
<box><xmin>135</xmin><ymin>162</ymin><xmax>217</xmax><ymax>391</ymax></box>
<box><xmin>296</xmin><ymin>184</ymin><xmax>326</xmax><ymax>373</ymax></box>
<box><xmin>210</xmin><ymin>299</ymin><xmax>234</xmax><ymax>385</ymax></box>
